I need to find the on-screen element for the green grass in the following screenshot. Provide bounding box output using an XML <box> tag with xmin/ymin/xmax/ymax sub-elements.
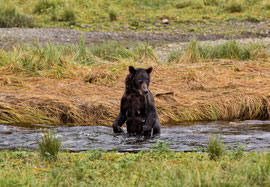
<box><xmin>0</xmin><ymin>149</ymin><xmax>270</xmax><ymax>186</ymax></box>
<box><xmin>33</xmin><ymin>0</ymin><xmax>62</xmax><ymax>14</ymax></box>
<box><xmin>38</xmin><ymin>130</ymin><xmax>61</xmax><ymax>161</ymax></box>
<box><xmin>262</xmin><ymin>0</ymin><xmax>270</xmax><ymax>10</ymax></box>
<box><xmin>0</xmin><ymin>7</ymin><xmax>34</xmax><ymax>28</ymax></box>
<box><xmin>1</xmin><ymin>0</ymin><xmax>270</xmax><ymax>31</ymax></box>
<box><xmin>206</xmin><ymin>135</ymin><xmax>226</xmax><ymax>160</ymax></box>
<box><xmin>0</xmin><ymin>40</ymin><xmax>157</xmax><ymax>78</ymax></box>
<box><xmin>109</xmin><ymin>9</ymin><xmax>118</xmax><ymax>22</ymax></box>
<box><xmin>60</xmin><ymin>7</ymin><xmax>76</xmax><ymax>23</ymax></box>
<box><xmin>170</xmin><ymin>40</ymin><xmax>269</xmax><ymax>62</ymax></box>
<box><xmin>0</xmin><ymin>39</ymin><xmax>269</xmax><ymax>79</ymax></box>
<box><xmin>224</xmin><ymin>0</ymin><xmax>245</xmax><ymax>13</ymax></box>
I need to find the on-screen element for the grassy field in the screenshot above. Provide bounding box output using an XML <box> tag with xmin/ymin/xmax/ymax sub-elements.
<box><xmin>1</xmin><ymin>0</ymin><xmax>270</xmax><ymax>31</ymax></box>
<box><xmin>1</xmin><ymin>149</ymin><xmax>270</xmax><ymax>186</ymax></box>
<box><xmin>0</xmin><ymin>40</ymin><xmax>270</xmax><ymax>125</ymax></box>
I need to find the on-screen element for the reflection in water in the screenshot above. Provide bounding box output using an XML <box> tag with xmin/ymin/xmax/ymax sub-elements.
<box><xmin>0</xmin><ymin>120</ymin><xmax>270</xmax><ymax>152</ymax></box>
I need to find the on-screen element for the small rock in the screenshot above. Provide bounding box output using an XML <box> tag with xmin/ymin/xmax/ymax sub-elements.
<box><xmin>81</xmin><ymin>24</ymin><xmax>89</xmax><ymax>28</ymax></box>
<box><xmin>162</xmin><ymin>19</ymin><xmax>169</xmax><ymax>25</ymax></box>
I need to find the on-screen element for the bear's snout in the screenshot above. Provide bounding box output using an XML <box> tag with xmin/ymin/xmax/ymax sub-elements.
<box><xmin>141</xmin><ymin>82</ymin><xmax>149</xmax><ymax>95</ymax></box>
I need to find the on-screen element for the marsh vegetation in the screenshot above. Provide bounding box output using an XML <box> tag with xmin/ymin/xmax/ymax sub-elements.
<box><xmin>0</xmin><ymin>39</ymin><xmax>270</xmax><ymax>125</ymax></box>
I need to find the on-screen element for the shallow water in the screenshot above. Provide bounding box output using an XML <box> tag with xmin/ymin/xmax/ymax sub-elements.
<box><xmin>0</xmin><ymin>120</ymin><xmax>270</xmax><ymax>152</ymax></box>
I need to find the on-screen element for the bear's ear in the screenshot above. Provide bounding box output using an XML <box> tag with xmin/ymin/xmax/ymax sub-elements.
<box><xmin>146</xmin><ymin>67</ymin><xmax>153</xmax><ymax>74</ymax></box>
<box><xmin>129</xmin><ymin>66</ymin><xmax>136</xmax><ymax>74</ymax></box>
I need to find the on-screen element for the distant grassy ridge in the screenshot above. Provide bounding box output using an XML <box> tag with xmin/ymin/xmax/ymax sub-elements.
<box><xmin>1</xmin><ymin>150</ymin><xmax>270</xmax><ymax>186</ymax></box>
<box><xmin>1</xmin><ymin>0</ymin><xmax>270</xmax><ymax>30</ymax></box>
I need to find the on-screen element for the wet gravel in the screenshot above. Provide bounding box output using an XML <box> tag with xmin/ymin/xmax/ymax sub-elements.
<box><xmin>1</xmin><ymin>120</ymin><xmax>270</xmax><ymax>152</ymax></box>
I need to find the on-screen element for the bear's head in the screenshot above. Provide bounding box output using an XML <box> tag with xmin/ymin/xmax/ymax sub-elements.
<box><xmin>125</xmin><ymin>66</ymin><xmax>153</xmax><ymax>95</ymax></box>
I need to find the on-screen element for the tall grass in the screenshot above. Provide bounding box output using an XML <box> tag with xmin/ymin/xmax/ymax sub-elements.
<box><xmin>0</xmin><ymin>7</ymin><xmax>34</xmax><ymax>28</ymax></box>
<box><xmin>206</xmin><ymin>135</ymin><xmax>226</xmax><ymax>160</ymax></box>
<box><xmin>38</xmin><ymin>130</ymin><xmax>61</xmax><ymax>161</ymax></box>
<box><xmin>60</xmin><ymin>7</ymin><xmax>76</xmax><ymax>23</ymax></box>
<box><xmin>262</xmin><ymin>0</ymin><xmax>270</xmax><ymax>10</ymax></box>
<box><xmin>0</xmin><ymin>40</ymin><xmax>158</xmax><ymax>78</ymax></box>
<box><xmin>171</xmin><ymin>40</ymin><xmax>269</xmax><ymax>63</ymax></box>
<box><xmin>87</xmin><ymin>42</ymin><xmax>157</xmax><ymax>62</ymax></box>
<box><xmin>224</xmin><ymin>0</ymin><xmax>245</xmax><ymax>13</ymax></box>
<box><xmin>33</xmin><ymin>0</ymin><xmax>62</xmax><ymax>14</ymax></box>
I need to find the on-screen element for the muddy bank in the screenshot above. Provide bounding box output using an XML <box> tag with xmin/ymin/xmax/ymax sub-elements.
<box><xmin>1</xmin><ymin>120</ymin><xmax>270</xmax><ymax>152</ymax></box>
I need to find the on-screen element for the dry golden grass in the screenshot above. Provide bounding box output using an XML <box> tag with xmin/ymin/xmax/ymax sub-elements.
<box><xmin>1</xmin><ymin>59</ymin><xmax>270</xmax><ymax>126</ymax></box>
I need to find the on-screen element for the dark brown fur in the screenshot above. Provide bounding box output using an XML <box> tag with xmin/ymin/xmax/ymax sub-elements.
<box><xmin>113</xmin><ymin>66</ymin><xmax>161</xmax><ymax>136</ymax></box>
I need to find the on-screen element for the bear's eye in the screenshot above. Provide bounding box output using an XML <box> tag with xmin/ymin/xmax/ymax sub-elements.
<box><xmin>138</xmin><ymin>80</ymin><xmax>143</xmax><ymax>84</ymax></box>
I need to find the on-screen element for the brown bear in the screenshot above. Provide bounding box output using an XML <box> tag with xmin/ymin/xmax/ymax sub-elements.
<box><xmin>113</xmin><ymin>66</ymin><xmax>161</xmax><ymax>137</ymax></box>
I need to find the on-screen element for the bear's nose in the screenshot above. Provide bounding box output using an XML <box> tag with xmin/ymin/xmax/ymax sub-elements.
<box><xmin>144</xmin><ymin>90</ymin><xmax>149</xmax><ymax>94</ymax></box>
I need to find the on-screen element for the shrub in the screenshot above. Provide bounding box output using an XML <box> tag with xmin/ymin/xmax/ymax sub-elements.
<box><xmin>38</xmin><ymin>130</ymin><xmax>61</xmax><ymax>161</ymax></box>
<box><xmin>109</xmin><ymin>9</ymin><xmax>117</xmax><ymax>22</ymax></box>
<box><xmin>60</xmin><ymin>7</ymin><xmax>76</xmax><ymax>23</ymax></box>
<box><xmin>0</xmin><ymin>8</ymin><xmax>34</xmax><ymax>28</ymax></box>
<box><xmin>34</xmin><ymin>0</ymin><xmax>61</xmax><ymax>14</ymax></box>
<box><xmin>206</xmin><ymin>135</ymin><xmax>225</xmax><ymax>160</ymax></box>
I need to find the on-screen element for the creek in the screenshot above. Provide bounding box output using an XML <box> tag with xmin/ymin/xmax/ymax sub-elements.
<box><xmin>0</xmin><ymin>120</ymin><xmax>270</xmax><ymax>152</ymax></box>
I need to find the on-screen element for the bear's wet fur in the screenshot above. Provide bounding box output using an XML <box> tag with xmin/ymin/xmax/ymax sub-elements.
<box><xmin>113</xmin><ymin>66</ymin><xmax>161</xmax><ymax>137</ymax></box>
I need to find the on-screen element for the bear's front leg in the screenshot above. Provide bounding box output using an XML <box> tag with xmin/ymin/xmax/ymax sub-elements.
<box><xmin>113</xmin><ymin>112</ymin><xmax>126</xmax><ymax>133</ymax></box>
<box><xmin>142</xmin><ymin>111</ymin><xmax>156</xmax><ymax>137</ymax></box>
